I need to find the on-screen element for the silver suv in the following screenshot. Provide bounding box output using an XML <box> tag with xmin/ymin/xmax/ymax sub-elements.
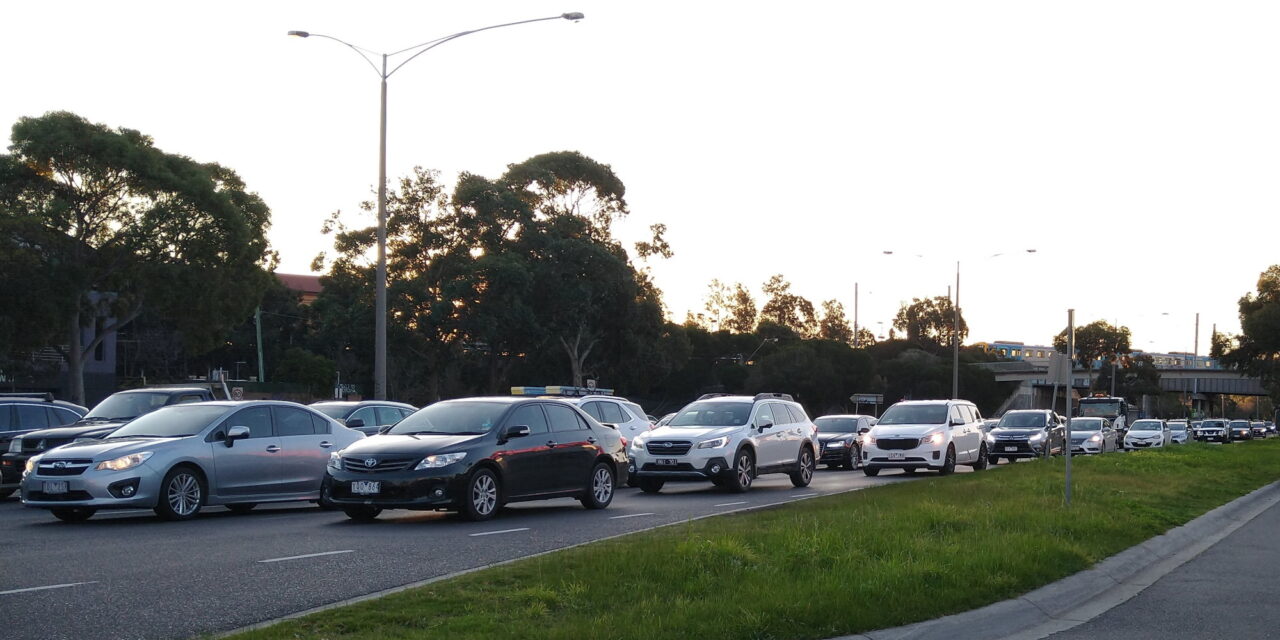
<box><xmin>564</xmin><ymin>395</ymin><xmax>653</xmax><ymax>442</ymax></box>
<box><xmin>862</xmin><ymin>399</ymin><xmax>988</xmax><ymax>475</ymax></box>
<box><xmin>628</xmin><ymin>393</ymin><xmax>818</xmax><ymax>493</ymax></box>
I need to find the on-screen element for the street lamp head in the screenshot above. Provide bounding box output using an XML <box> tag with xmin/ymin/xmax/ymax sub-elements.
<box><xmin>287</xmin><ymin>30</ymin><xmax>311</xmax><ymax>38</ymax></box>
<box><xmin>561</xmin><ymin>12</ymin><xmax>585</xmax><ymax>21</ymax></box>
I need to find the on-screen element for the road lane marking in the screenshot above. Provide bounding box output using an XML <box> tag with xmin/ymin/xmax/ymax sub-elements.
<box><xmin>714</xmin><ymin>501</ymin><xmax>747</xmax><ymax>507</ymax></box>
<box><xmin>257</xmin><ymin>550</ymin><xmax>354</xmax><ymax>564</ymax></box>
<box><xmin>469</xmin><ymin>527</ymin><xmax>530</xmax><ymax>537</ymax></box>
<box><xmin>0</xmin><ymin>581</ymin><xmax>97</xmax><ymax>596</ymax></box>
<box><xmin>609</xmin><ymin>512</ymin><xmax>656</xmax><ymax>519</ymax></box>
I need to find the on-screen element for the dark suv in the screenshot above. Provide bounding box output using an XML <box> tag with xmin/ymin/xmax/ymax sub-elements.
<box><xmin>985</xmin><ymin>409</ymin><xmax>1066</xmax><ymax>464</ymax></box>
<box><xmin>0</xmin><ymin>394</ymin><xmax>88</xmax><ymax>497</ymax></box>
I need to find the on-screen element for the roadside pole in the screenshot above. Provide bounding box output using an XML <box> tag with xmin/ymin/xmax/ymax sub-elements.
<box><xmin>1065</xmin><ymin>309</ymin><xmax>1075</xmax><ymax>506</ymax></box>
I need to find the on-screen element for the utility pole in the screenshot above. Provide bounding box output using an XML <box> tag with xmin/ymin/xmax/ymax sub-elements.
<box><xmin>853</xmin><ymin>282</ymin><xmax>859</xmax><ymax>348</ymax></box>
<box><xmin>1065</xmin><ymin>309</ymin><xmax>1075</xmax><ymax>507</ymax></box>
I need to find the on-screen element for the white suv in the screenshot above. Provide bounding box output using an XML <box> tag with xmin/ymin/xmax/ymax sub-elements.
<box><xmin>861</xmin><ymin>399</ymin><xmax>989</xmax><ymax>476</ymax></box>
<box><xmin>628</xmin><ymin>393</ymin><xmax>819</xmax><ymax>493</ymax></box>
<box><xmin>564</xmin><ymin>395</ymin><xmax>653</xmax><ymax>441</ymax></box>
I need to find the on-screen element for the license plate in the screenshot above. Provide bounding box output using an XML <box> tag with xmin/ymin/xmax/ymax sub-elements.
<box><xmin>888</xmin><ymin>452</ymin><xmax>905</xmax><ymax>461</ymax></box>
<box><xmin>351</xmin><ymin>481</ymin><xmax>381</xmax><ymax>495</ymax></box>
<box><xmin>42</xmin><ymin>480</ymin><xmax>69</xmax><ymax>495</ymax></box>
<box><xmin>1004</xmin><ymin>446</ymin><xmax>1018</xmax><ymax>452</ymax></box>
<box><xmin>656</xmin><ymin>458</ymin><xmax>678</xmax><ymax>466</ymax></box>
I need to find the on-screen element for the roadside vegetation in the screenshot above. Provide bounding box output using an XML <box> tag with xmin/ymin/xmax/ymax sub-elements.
<box><xmin>233</xmin><ymin>441</ymin><xmax>1280</xmax><ymax>640</ymax></box>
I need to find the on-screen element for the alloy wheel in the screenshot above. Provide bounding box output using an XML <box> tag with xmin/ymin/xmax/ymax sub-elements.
<box><xmin>167</xmin><ymin>473</ymin><xmax>201</xmax><ymax>517</ymax></box>
<box><xmin>472</xmin><ymin>473</ymin><xmax>498</xmax><ymax>516</ymax></box>
<box><xmin>592</xmin><ymin>466</ymin><xmax>613</xmax><ymax>503</ymax></box>
<box><xmin>737</xmin><ymin>453</ymin><xmax>753</xmax><ymax>488</ymax></box>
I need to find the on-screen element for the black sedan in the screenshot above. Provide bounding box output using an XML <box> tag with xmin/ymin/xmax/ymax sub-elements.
<box><xmin>814</xmin><ymin>414</ymin><xmax>875</xmax><ymax>470</ymax></box>
<box><xmin>324</xmin><ymin>397</ymin><xmax>628</xmax><ymax>521</ymax></box>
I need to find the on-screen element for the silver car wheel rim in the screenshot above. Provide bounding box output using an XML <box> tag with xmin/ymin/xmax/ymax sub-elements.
<box><xmin>737</xmin><ymin>454</ymin><xmax>752</xmax><ymax>487</ymax></box>
<box><xmin>801</xmin><ymin>451</ymin><xmax>813</xmax><ymax>482</ymax></box>
<box><xmin>472</xmin><ymin>474</ymin><xmax>497</xmax><ymax>515</ymax></box>
<box><xmin>168</xmin><ymin>474</ymin><xmax>200</xmax><ymax>516</ymax></box>
<box><xmin>592</xmin><ymin>467</ymin><xmax>612</xmax><ymax>502</ymax></box>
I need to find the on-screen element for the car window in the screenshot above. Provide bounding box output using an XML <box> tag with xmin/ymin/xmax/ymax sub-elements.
<box><xmin>349</xmin><ymin>407</ymin><xmax>378</xmax><ymax>426</ymax></box>
<box><xmin>755</xmin><ymin>405</ymin><xmax>779</xmax><ymax>427</ymax></box>
<box><xmin>575</xmin><ymin>412</ymin><xmax>594</xmax><ymax>430</ymax></box>
<box><xmin>598</xmin><ymin>402</ymin><xmax>626</xmax><ymax>423</ymax></box>
<box><xmin>226</xmin><ymin>406</ymin><xmax>273</xmax><ymax>438</ymax></box>
<box><xmin>949</xmin><ymin>406</ymin><xmax>964</xmax><ymax>425</ymax></box>
<box><xmin>784</xmin><ymin>404</ymin><xmax>807</xmax><ymax>424</ymax></box>
<box><xmin>310</xmin><ymin>413</ymin><xmax>332</xmax><ymax>434</ymax></box>
<box><xmin>375</xmin><ymin>407</ymin><xmax>403</xmax><ymax>427</ymax></box>
<box><xmin>15</xmin><ymin>405</ymin><xmax>49</xmax><ymax>429</ymax></box>
<box><xmin>624</xmin><ymin>402</ymin><xmax>647</xmax><ymax>421</ymax></box>
<box><xmin>400</xmin><ymin>408</ymin><xmax>415</xmax><ymax>420</ymax></box>
<box><xmin>505</xmin><ymin>404</ymin><xmax>550</xmax><ymax>435</ymax></box>
<box><xmin>579</xmin><ymin>402</ymin><xmax>605</xmax><ymax>421</ymax></box>
<box><xmin>545</xmin><ymin>404</ymin><xmax>584</xmax><ymax>432</ymax></box>
<box><xmin>274</xmin><ymin>406</ymin><xmax>316</xmax><ymax>436</ymax></box>
<box><xmin>0</xmin><ymin>407</ymin><xmax>10</xmax><ymax>429</ymax></box>
<box><xmin>51</xmin><ymin>407</ymin><xmax>80</xmax><ymax>426</ymax></box>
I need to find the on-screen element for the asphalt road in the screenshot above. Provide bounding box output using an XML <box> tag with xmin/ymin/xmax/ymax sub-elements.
<box><xmin>0</xmin><ymin>464</ymin><xmax>974</xmax><ymax>640</ymax></box>
<box><xmin>1047</xmin><ymin>484</ymin><xmax>1280</xmax><ymax>640</ymax></box>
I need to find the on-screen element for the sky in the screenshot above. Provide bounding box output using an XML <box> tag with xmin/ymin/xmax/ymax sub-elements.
<box><xmin>3</xmin><ymin>1</ymin><xmax>1277</xmax><ymax>356</ymax></box>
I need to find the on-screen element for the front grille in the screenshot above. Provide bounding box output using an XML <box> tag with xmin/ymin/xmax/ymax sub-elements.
<box><xmin>342</xmin><ymin>456</ymin><xmax>417</xmax><ymax>473</ymax></box>
<box><xmin>36</xmin><ymin>459</ymin><xmax>93</xmax><ymax>476</ymax></box>
<box><xmin>875</xmin><ymin>438</ymin><xmax>919</xmax><ymax>450</ymax></box>
<box><xmin>645</xmin><ymin>441</ymin><xmax>692</xmax><ymax>455</ymax></box>
<box><xmin>24</xmin><ymin>437</ymin><xmax>72</xmax><ymax>453</ymax></box>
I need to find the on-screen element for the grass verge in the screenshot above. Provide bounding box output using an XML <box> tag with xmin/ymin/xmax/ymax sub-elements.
<box><xmin>232</xmin><ymin>441</ymin><xmax>1280</xmax><ymax>640</ymax></box>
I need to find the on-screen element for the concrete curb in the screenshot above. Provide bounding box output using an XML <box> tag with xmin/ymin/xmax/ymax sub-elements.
<box><xmin>830</xmin><ymin>481</ymin><xmax>1280</xmax><ymax>640</ymax></box>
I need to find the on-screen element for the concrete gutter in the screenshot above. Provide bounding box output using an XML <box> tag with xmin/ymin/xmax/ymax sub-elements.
<box><xmin>831</xmin><ymin>481</ymin><xmax>1280</xmax><ymax>640</ymax></box>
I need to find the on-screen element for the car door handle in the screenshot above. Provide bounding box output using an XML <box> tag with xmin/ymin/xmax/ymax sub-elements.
<box><xmin>319</xmin><ymin>441</ymin><xmax>333</xmax><ymax>448</ymax></box>
<box><xmin>265</xmin><ymin>445</ymin><xmax>281</xmax><ymax>453</ymax></box>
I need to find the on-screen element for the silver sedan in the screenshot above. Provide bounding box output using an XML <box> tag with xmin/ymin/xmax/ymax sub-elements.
<box><xmin>20</xmin><ymin>401</ymin><xmax>364</xmax><ymax>522</ymax></box>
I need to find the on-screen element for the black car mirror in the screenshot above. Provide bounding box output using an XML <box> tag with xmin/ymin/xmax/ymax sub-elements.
<box><xmin>503</xmin><ymin>425</ymin><xmax>531</xmax><ymax>441</ymax></box>
<box><xmin>225</xmin><ymin>425</ymin><xmax>250</xmax><ymax>447</ymax></box>
<box><xmin>858</xmin><ymin>427</ymin><xmax>870</xmax><ymax>434</ymax></box>
<box><xmin>757</xmin><ymin>419</ymin><xmax>773</xmax><ymax>431</ymax></box>
<box><xmin>346</xmin><ymin>418</ymin><xmax>365</xmax><ymax>429</ymax></box>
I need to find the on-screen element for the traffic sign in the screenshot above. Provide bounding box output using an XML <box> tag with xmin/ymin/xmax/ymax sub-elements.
<box><xmin>850</xmin><ymin>393</ymin><xmax>883</xmax><ymax>404</ymax></box>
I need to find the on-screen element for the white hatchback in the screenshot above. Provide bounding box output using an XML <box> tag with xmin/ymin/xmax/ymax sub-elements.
<box><xmin>1123</xmin><ymin>419</ymin><xmax>1170</xmax><ymax>450</ymax></box>
<box><xmin>861</xmin><ymin>399</ymin><xmax>988</xmax><ymax>475</ymax></box>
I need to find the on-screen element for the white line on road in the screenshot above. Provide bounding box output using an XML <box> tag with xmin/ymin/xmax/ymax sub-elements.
<box><xmin>714</xmin><ymin>501</ymin><xmax>748</xmax><ymax>507</ymax></box>
<box><xmin>609</xmin><ymin>512</ymin><xmax>656</xmax><ymax>520</ymax></box>
<box><xmin>257</xmin><ymin>550</ymin><xmax>354</xmax><ymax>564</ymax></box>
<box><xmin>0</xmin><ymin>581</ymin><xmax>97</xmax><ymax>596</ymax></box>
<box><xmin>469</xmin><ymin>527</ymin><xmax>530</xmax><ymax>537</ymax></box>
<box><xmin>790</xmin><ymin>493</ymin><xmax>819</xmax><ymax>498</ymax></box>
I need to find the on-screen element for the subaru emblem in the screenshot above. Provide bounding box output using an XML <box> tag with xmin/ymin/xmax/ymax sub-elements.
<box><xmin>663</xmin><ymin>442</ymin><xmax>673</xmax><ymax>448</ymax></box>
<box><xmin>53</xmin><ymin>461</ymin><xmax>68</xmax><ymax>470</ymax></box>
<box><xmin>363</xmin><ymin>458</ymin><xmax>378</xmax><ymax>468</ymax></box>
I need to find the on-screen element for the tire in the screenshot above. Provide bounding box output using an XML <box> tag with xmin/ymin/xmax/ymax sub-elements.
<box><xmin>154</xmin><ymin>466</ymin><xmax>205</xmax><ymax>521</ymax></box>
<box><xmin>972</xmin><ymin>444</ymin><xmax>989</xmax><ymax>470</ymax></box>
<box><xmin>987</xmin><ymin>455</ymin><xmax>1000</xmax><ymax>466</ymax></box>
<box><xmin>226</xmin><ymin>503</ymin><xmax>257</xmax><ymax>514</ymax></box>
<box><xmin>579</xmin><ymin>462</ymin><xmax>615</xmax><ymax>510</ymax></box>
<box><xmin>460</xmin><ymin>468</ymin><xmax>501</xmax><ymax>521</ymax></box>
<box><xmin>638</xmin><ymin>478</ymin><xmax>664</xmax><ymax>493</ymax></box>
<box><xmin>863</xmin><ymin>466</ymin><xmax>880</xmax><ymax>477</ymax></box>
<box><xmin>847</xmin><ymin>446</ymin><xmax>862</xmax><ymax>470</ymax></box>
<box><xmin>343</xmin><ymin>505</ymin><xmax>382</xmax><ymax>522</ymax></box>
<box><xmin>938</xmin><ymin>445</ymin><xmax>957</xmax><ymax>475</ymax></box>
<box><xmin>727</xmin><ymin>448</ymin><xmax>755</xmax><ymax>493</ymax></box>
<box><xmin>790</xmin><ymin>447</ymin><xmax>815</xmax><ymax>488</ymax></box>
<box><xmin>316</xmin><ymin>481</ymin><xmax>336</xmax><ymax>510</ymax></box>
<box><xmin>51</xmin><ymin>507</ymin><xmax>96</xmax><ymax>522</ymax></box>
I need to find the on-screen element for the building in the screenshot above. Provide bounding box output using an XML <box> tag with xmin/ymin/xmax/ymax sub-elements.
<box><xmin>276</xmin><ymin>273</ymin><xmax>324</xmax><ymax>305</ymax></box>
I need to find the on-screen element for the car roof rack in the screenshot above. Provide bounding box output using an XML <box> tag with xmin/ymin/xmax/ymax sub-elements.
<box><xmin>0</xmin><ymin>392</ymin><xmax>54</xmax><ymax>402</ymax></box>
<box><xmin>753</xmin><ymin>393</ymin><xmax>794</xmax><ymax>402</ymax></box>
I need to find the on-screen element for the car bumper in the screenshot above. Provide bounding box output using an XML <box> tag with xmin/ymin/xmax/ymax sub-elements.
<box><xmin>1069</xmin><ymin>441</ymin><xmax>1102</xmax><ymax>454</ymax></box>
<box><xmin>629</xmin><ymin>453</ymin><xmax>731</xmax><ymax>480</ymax></box>
<box><xmin>324</xmin><ymin>467</ymin><xmax>470</xmax><ymax>510</ymax></box>
<box><xmin>818</xmin><ymin>445</ymin><xmax>855</xmax><ymax>464</ymax></box>
<box><xmin>20</xmin><ymin>464</ymin><xmax>163</xmax><ymax>509</ymax></box>
<box><xmin>988</xmin><ymin>439</ymin><xmax>1049</xmax><ymax>458</ymax></box>
<box><xmin>862</xmin><ymin>441</ymin><xmax>945</xmax><ymax>470</ymax></box>
<box><xmin>1124</xmin><ymin>440</ymin><xmax>1162</xmax><ymax>449</ymax></box>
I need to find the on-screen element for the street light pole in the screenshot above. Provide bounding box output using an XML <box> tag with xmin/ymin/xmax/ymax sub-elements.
<box><xmin>289</xmin><ymin>13</ymin><xmax>584</xmax><ymax>400</ymax></box>
<box><xmin>953</xmin><ymin>261</ymin><xmax>960</xmax><ymax>399</ymax></box>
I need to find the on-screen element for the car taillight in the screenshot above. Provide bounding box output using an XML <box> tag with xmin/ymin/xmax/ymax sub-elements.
<box><xmin>620</xmin><ymin>437</ymin><xmax>628</xmax><ymax>448</ymax></box>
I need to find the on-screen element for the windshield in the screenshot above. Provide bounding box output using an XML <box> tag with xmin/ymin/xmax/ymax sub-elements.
<box><xmin>85</xmin><ymin>392</ymin><xmax>178</xmax><ymax>421</ymax></box>
<box><xmin>1202</xmin><ymin>420</ymin><xmax>1226</xmax><ymax>428</ymax></box>
<box><xmin>998</xmin><ymin>413</ymin><xmax>1046</xmax><ymax>428</ymax></box>
<box><xmin>107</xmin><ymin>405</ymin><xmax>229</xmax><ymax>439</ymax></box>
<box><xmin>1168</xmin><ymin>421</ymin><xmax>1187</xmax><ymax>430</ymax></box>
<box><xmin>1130</xmin><ymin>421</ymin><xmax>1162</xmax><ymax>431</ymax></box>
<box><xmin>387</xmin><ymin>401</ymin><xmax>506</xmax><ymax>436</ymax></box>
<box><xmin>1230</xmin><ymin>421</ymin><xmax>1250</xmax><ymax>428</ymax></box>
<box><xmin>309</xmin><ymin>403</ymin><xmax>353</xmax><ymax>420</ymax></box>
<box><xmin>815</xmin><ymin>417</ymin><xmax>859</xmax><ymax>433</ymax></box>
<box><xmin>877</xmin><ymin>404</ymin><xmax>948</xmax><ymax>426</ymax></box>
<box><xmin>1068</xmin><ymin>418</ymin><xmax>1103</xmax><ymax>431</ymax></box>
<box><xmin>1079</xmin><ymin>400</ymin><xmax>1121</xmax><ymax>418</ymax></box>
<box><xmin>669</xmin><ymin>402</ymin><xmax>752</xmax><ymax>428</ymax></box>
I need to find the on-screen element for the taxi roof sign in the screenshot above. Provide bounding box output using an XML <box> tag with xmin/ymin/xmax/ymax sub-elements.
<box><xmin>511</xmin><ymin>385</ymin><xmax>615</xmax><ymax>397</ymax></box>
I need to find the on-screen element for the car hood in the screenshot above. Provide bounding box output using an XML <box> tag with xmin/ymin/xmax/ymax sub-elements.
<box><xmin>41</xmin><ymin>436</ymin><xmax>181</xmax><ymax>460</ymax></box>
<box><xmin>869</xmin><ymin>424</ymin><xmax>946</xmax><ymax>437</ymax></box>
<box><xmin>18</xmin><ymin>423</ymin><xmax>125</xmax><ymax>441</ymax></box>
<box><xmin>1126</xmin><ymin>431</ymin><xmax>1163</xmax><ymax>438</ymax></box>
<box><xmin>641</xmin><ymin>426</ymin><xmax>740</xmax><ymax>442</ymax></box>
<box><xmin>817</xmin><ymin>432</ymin><xmax>858</xmax><ymax>443</ymax></box>
<box><xmin>339</xmin><ymin>433</ymin><xmax>485</xmax><ymax>455</ymax></box>
<box><xmin>989</xmin><ymin>428</ymin><xmax>1046</xmax><ymax>437</ymax></box>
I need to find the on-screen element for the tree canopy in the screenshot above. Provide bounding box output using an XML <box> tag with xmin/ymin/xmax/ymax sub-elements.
<box><xmin>893</xmin><ymin>296</ymin><xmax>967</xmax><ymax>348</ymax></box>
<box><xmin>1221</xmin><ymin>265</ymin><xmax>1280</xmax><ymax>399</ymax></box>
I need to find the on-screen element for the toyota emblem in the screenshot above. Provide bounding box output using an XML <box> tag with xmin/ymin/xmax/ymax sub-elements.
<box><xmin>363</xmin><ymin>458</ymin><xmax>378</xmax><ymax>468</ymax></box>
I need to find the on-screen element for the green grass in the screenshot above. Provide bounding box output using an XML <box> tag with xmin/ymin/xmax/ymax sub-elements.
<box><xmin>233</xmin><ymin>441</ymin><xmax>1280</xmax><ymax>640</ymax></box>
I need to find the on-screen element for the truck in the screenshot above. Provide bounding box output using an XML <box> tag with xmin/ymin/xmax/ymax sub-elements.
<box><xmin>1078</xmin><ymin>395</ymin><xmax>1130</xmax><ymax>438</ymax></box>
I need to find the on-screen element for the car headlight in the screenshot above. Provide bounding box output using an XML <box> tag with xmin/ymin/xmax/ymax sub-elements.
<box><xmin>827</xmin><ymin>440</ymin><xmax>845</xmax><ymax>448</ymax></box>
<box><xmin>95</xmin><ymin>451</ymin><xmax>153</xmax><ymax>472</ymax></box>
<box><xmin>327</xmin><ymin>452</ymin><xmax>342</xmax><ymax>470</ymax></box>
<box><xmin>414</xmin><ymin>452</ymin><xmax>467</xmax><ymax>470</ymax></box>
<box><xmin>1029</xmin><ymin>431</ymin><xmax>1046</xmax><ymax>442</ymax></box>
<box><xmin>24</xmin><ymin>455</ymin><xmax>42</xmax><ymax>476</ymax></box>
<box><xmin>865</xmin><ymin>434</ymin><xmax>876</xmax><ymax>446</ymax></box>
<box><xmin>926</xmin><ymin>432</ymin><xmax>945</xmax><ymax>446</ymax></box>
<box><xmin>697</xmin><ymin>436</ymin><xmax>729</xmax><ymax>450</ymax></box>
<box><xmin>7</xmin><ymin>438</ymin><xmax>21</xmax><ymax>454</ymax></box>
<box><xmin>1089</xmin><ymin>434</ymin><xmax>1101</xmax><ymax>442</ymax></box>
<box><xmin>630</xmin><ymin>438</ymin><xmax>646</xmax><ymax>453</ymax></box>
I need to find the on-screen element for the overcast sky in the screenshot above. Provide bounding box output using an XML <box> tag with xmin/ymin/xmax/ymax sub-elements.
<box><xmin>4</xmin><ymin>1</ymin><xmax>1277</xmax><ymax>355</ymax></box>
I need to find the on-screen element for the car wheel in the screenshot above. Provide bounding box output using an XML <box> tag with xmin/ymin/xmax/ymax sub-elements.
<box><xmin>790</xmin><ymin>447</ymin><xmax>815</xmax><ymax>488</ymax></box>
<box><xmin>343</xmin><ymin>506</ymin><xmax>382</xmax><ymax>522</ymax></box>
<box><xmin>316</xmin><ymin>481</ymin><xmax>337</xmax><ymax>510</ymax></box>
<box><xmin>727</xmin><ymin>448</ymin><xmax>755</xmax><ymax>493</ymax></box>
<box><xmin>638</xmin><ymin>478</ymin><xmax>664</xmax><ymax>493</ymax></box>
<box><xmin>972</xmin><ymin>443</ymin><xmax>989</xmax><ymax>470</ymax></box>
<box><xmin>579</xmin><ymin>462</ymin><xmax>615</xmax><ymax>510</ymax></box>
<box><xmin>154</xmin><ymin>466</ymin><xmax>204</xmax><ymax>521</ymax></box>
<box><xmin>938</xmin><ymin>445</ymin><xmax>956</xmax><ymax>475</ymax></box>
<box><xmin>987</xmin><ymin>455</ymin><xmax>1000</xmax><ymax>466</ymax></box>
<box><xmin>863</xmin><ymin>466</ymin><xmax>880</xmax><ymax>477</ymax></box>
<box><xmin>51</xmin><ymin>507</ymin><xmax>96</xmax><ymax>522</ymax></box>
<box><xmin>460</xmin><ymin>468</ymin><xmax>501</xmax><ymax>521</ymax></box>
<box><xmin>226</xmin><ymin>503</ymin><xmax>257</xmax><ymax>514</ymax></box>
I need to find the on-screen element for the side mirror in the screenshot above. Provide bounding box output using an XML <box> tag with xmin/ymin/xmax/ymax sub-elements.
<box><xmin>346</xmin><ymin>418</ymin><xmax>365</xmax><ymax>429</ymax></box>
<box><xmin>502</xmin><ymin>425</ymin><xmax>531</xmax><ymax>442</ymax></box>
<box><xmin>858</xmin><ymin>427</ymin><xmax>870</xmax><ymax>435</ymax></box>
<box><xmin>756</xmin><ymin>419</ymin><xmax>774</xmax><ymax>431</ymax></box>
<box><xmin>225</xmin><ymin>425</ymin><xmax>250</xmax><ymax>447</ymax></box>
<box><xmin>951</xmin><ymin>418</ymin><xmax>964</xmax><ymax>426</ymax></box>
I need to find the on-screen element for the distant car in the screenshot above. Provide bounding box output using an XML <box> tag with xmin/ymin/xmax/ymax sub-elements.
<box><xmin>1166</xmin><ymin>420</ymin><xmax>1190</xmax><ymax>444</ymax></box>
<box><xmin>21</xmin><ymin>401</ymin><xmax>363</xmax><ymax>522</ymax></box>
<box><xmin>1196</xmin><ymin>419</ymin><xmax>1230</xmax><ymax>443</ymax></box>
<box><xmin>1249</xmin><ymin>421</ymin><xmax>1268</xmax><ymax>439</ymax></box>
<box><xmin>814</xmin><ymin>414</ymin><xmax>876</xmax><ymax>470</ymax></box>
<box><xmin>1266</xmin><ymin>422</ymin><xmax>1278</xmax><ymax>436</ymax></box>
<box><xmin>979</xmin><ymin>419</ymin><xmax>1000</xmax><ymax>434</ymax></box>
<box><xmin>309</xmin><ymin>401</ymin><xmax>417</xmax><ymax>436</ymax></box>
<box><xmin>1124</xmin><ymin>419</ymin><xmax>1170</xmax><ymax>450</ymax></box>
<box><xmin>985</xmin><ymin>409</ymin><xmax>1066</xmax><ymax>464</ymax></box>
<box><xmin>1067</xmin><ymin>417</ymin><xmax>1117</xmax><ymax>454</ymax></box>
<box><xmin>655</xmin><ymin>413</ymin><xmax>676</xmax><ymax>427</ymax></box>
<box><xmin>0</xmin><ymin>394</ymin><xmax>88</xmax><ymax>497</ymax></box>
<box><xmin>1229</xmin><ymin>420</ymin><xmax>1253</xmax><ymax>441</ymax></box>
<box><xmin>563</xmin><ymin>395</ymin><xmax>653</xmax><ymax>442</ymax></box>
<box><xmin>862</xmin><ymin>399</ymin><xmax>988</xmax><ymax>476</ymax></box>
<box><xmin>3</xmin><ymin>387</ymin><xmax>215</xmax><ymax>498</ymax></box>
<box><xmin>324</xmin><ymin>396</ymin><xmax>626</xmax><ymax>521</ymax></box>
